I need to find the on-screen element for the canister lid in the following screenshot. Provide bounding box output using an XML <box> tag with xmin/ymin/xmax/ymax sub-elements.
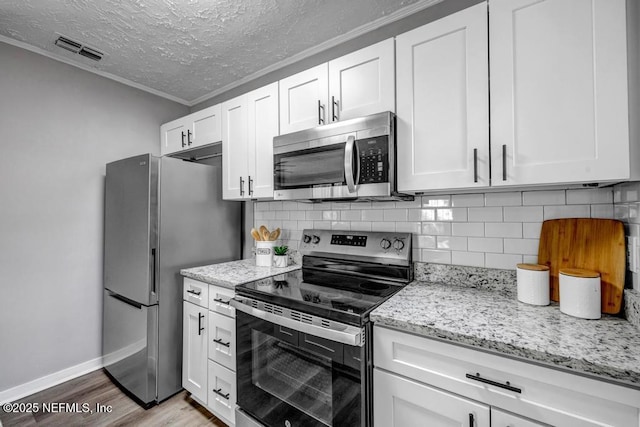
<box><xmin>516</xmin><ymin>263</ymin><xmax>549</xmax><ymax>271</ymax></box>
<box><xmin>559</xmin><ymin>268</ymin><xmax>600</xmax><ymax>278</ymax></box>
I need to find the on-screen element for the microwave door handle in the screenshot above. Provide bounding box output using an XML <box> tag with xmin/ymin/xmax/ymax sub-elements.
<box><xmin>344</xmin><ymin>135</ymin><xmax>357</xmax><ymax>193</ymax></box>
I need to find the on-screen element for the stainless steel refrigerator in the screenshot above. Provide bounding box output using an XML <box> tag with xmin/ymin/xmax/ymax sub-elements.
<box><xmin>102</xmin><ymin>153</ymin><xmax>241</xmax><ymax>406</ymax></box>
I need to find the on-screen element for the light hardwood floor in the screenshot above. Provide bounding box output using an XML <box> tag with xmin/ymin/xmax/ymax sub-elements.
<box><xmin>0</xmin><ymin>369</ymin><xmax>227</xmax><ymax>426</ymax></box>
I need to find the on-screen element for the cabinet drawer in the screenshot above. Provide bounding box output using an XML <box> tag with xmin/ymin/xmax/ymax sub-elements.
<box><xmin>207</xmin><ymin>360</ymin><xmax>236</xmax><ymax>426</ymax></box>
<box><xmin>374</xmin><ymin>326</ymin><xmax>640</xmax><ymax>427</ymax></box>
<box><xmin>183</xmin><ymin>278</ymin><xmax>208</xmax><ymax>308</ymax></box>
<box><xmin>208</xmin><ymin>284</ymin><xmax>235</xmax><ymax>317</ymax></box>
<box><xmin>208</xmin><ymin>311</ymin><xmax>236</xmax><ymax>371</ymax></box>
<box><xmin>491</xmin><ymin>408</ymin><xmax>545</xmax><ymax>427</ymax></box>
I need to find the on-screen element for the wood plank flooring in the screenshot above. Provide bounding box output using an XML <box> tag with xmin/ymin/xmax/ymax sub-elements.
<box><xmin>0</xmin><ymin>369</ymin><xmax>227</xmax><ymax>426</ymax></box>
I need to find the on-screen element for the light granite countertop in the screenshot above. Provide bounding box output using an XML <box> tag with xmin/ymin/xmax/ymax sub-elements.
<box><xmin>371</xmin><ymin>280</ymin><xmax>640</xmax><ymax>389</ymax></box>
<box><xmin>181</xmin><ymin>259</ymin><xmax>301</xmax><ymax>289</ymax></box>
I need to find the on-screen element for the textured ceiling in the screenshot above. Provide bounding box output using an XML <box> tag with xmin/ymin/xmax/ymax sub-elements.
<box><xmin>0</xmin><ymin>0</ymin><xmax>434</xmax><ymax>105</ymax></box>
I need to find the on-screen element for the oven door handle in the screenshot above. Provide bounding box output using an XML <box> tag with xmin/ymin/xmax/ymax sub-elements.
<box><xmin>344</xmin><ymin>135</ymin><xmax>358</xmax><ymax>193</ymax></box>
<box><xmin>230</xmin><ymin>298</ymin><xmax>365</xmax><ymax>347</ymax></box>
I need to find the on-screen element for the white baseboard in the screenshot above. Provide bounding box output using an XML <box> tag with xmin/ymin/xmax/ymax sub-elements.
<box><xmin>0</xmin><ymin>357</ymin><xmax>103</xmax><ymax>405</ymax></box>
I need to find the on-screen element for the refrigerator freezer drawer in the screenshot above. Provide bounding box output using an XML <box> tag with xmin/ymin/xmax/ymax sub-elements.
<box><xmin>103</xmin><ymin>290</ymin><xmax>158</xmax><ymax>405</ymax></box>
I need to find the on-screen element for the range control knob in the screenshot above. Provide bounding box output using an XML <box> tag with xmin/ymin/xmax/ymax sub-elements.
<box><xmin>393</xmin><ymin>239</ymin><xmax>405</xmax><ymax>251</ymax></box>
<box><xmin>380</xmin><ymin>238</ymin><xmax>392</xmax><ymax>250</ymax></box>
<box><xmin>303</xmin><ymin>234</ymin><xmax>312</xmax><ymax>244</ymax></box>
<box><xmin>312</xmin><ymin>235</ymin><xmax>321</xmax><ymax>244</ymax></box>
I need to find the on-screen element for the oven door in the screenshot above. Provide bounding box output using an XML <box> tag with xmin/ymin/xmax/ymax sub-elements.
<box><xmin>235</xmin><ymin>309</ymin><xmax>363</xmax><ymax>427</ymax></box>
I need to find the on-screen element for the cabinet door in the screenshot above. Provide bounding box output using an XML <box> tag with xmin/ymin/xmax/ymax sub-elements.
<box><xmin>182</xmin><ymin>301</ymin><xmax>208</xmax><ymax>403</ymax></box>
<box><xmin>160</xmin><ymin>118</ymin><xmax>186</xmax><ymax>156</ymax></box>
<box><xmin>374</xmin><ymin>369</ymin><xmax>490</xmax><ymax>427</ymax></box>
<box><xmin>279</xmin><ymin>63</ymin><xmax>328</xmax><ymax>134</ymax></box>
<box><xmin>188</xmin><ymin>104</ymin><xmax>222</xmax><ymax>149</ymax></box>
<box><xmin>491</xmin><ymin>408</ymin><xmax>545</xmax><ymax>427</ymax></box>
<box><xmin>396</xmin><ymin>2</ymin><xmax>489</xmax><ymax>192</ymax></box>
<box><xmin>208</xmin><ymin>311</ymin><xmax>235</xmax><ymax>371</ymax></box>
<box><xmin>328</xmin><ymin>38</ymin><xmax>395</xmax><ymax>122</ymax></box>
<box><xmin>247</xmin><ymin>82</ymin><xmax>278</xmax><ymax>199</ymax></box>
<box><xmin>207</xmin><ymin>360</ymin><xmax>236</xmax><ymax>426</ymax></box>
<box><xmin>222</xmin><ymin>94</ymin><xmax>249</xmax><ymax>200</ymax></box>
<box><xmin>490</xmin><ymin>0</ymin><xmax>629</xmax><ymax>186</ymax></box>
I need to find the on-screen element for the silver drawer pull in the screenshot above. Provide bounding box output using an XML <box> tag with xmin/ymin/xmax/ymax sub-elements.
<box><xmin>465</xmin><ymin>373</ymin><xmax>521</xmax><ymax>393</ymax></box>
<box><xmin>213</xmin><ymin>338</ymin><xmax>230</xmax><ymax>347</ymax></box>
<box><xmin>213</xmin><ymin>297</ymin><xmax>230</xmax><ymax>305</ymax></box>
<box><xmin>186</xmin><ymin>289</ymin><xmax>201</xmax><ymax>296</ymax></box>
<box><xmin>213</xmin><ymin>388</ymin><xmax>230</xmax><ymax>400</ymax></box>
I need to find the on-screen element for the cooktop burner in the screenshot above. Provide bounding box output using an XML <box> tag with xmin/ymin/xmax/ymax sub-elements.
<box><xmin>235</xmin><ymin>268</ymin><xmax>403</xmax><ymax>325</ymax></box>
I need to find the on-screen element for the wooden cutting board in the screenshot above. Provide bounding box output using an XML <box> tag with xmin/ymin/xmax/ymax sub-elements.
<box><xmin>537</xmin><ymin>218</ymin><xmax>626</xmax><ymax>314</ymax></box>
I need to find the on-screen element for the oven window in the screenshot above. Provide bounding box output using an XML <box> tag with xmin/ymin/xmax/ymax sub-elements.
<box><xmin>252</xmin><ymin>330</ymin><xmax>333</xmax><ymax>425</ymax></box>
<box><xmin>275</xmin><ymin>144</ymin><xmax>345</xmax><ymax>189</ymax></box>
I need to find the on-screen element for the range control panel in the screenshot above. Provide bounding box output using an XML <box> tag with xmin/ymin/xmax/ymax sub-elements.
<box><xmin>299</xmin><ymin>229</ymin><xmax>412</xmax><ymax>265</ymax></box>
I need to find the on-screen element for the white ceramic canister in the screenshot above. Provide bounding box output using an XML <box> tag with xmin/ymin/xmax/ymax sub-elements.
<box><xmin>255</xmin><ymin>241</ymin><xmax>275</xmax><ymax>267</ymax></box>
<box><xmin>516</xmin><ymin>263</ymin><xmax>550</xmax><ymax>306</ymax></box>
<box><xmin>559</xmin><ymin>268</ymin><xmax>601</xmax><ymax>320</ymax></box>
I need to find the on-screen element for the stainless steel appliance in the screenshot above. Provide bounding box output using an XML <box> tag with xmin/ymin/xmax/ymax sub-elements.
<box><xmin>231</xmin><ymin>229</ymin><xmax>412</xmax><ymax>427</ymax></box>
<box><xmin>102</xmin><ymin>153</ymin><xmax>241</xmax><ymax>406</ymax></box>
<box><xmin>273</xmin><ymin>112</ymin><xmax>412</xmax><ymax>201</ymax></box>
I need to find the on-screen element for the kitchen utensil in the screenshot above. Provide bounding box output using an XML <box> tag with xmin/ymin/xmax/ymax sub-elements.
<box><xmin>516</xmin><ymin>263</ymin><xmax>550</xmax><ymax>306</ymax></box>
<box><xmin>559</xmin><ymin>268</ymin><xmax>601</xmax><ymax>319</ymax></box>
<box><xmin>259</xmin><ymin>225</ymin><xmax>270</xmax><ymax>241</ymax></box>
<box><xmin>269</xmin><ymin>228</ymin><xmax>281</xmax><ymax>241</ymax></box>
<box><xmin>537</xmin><ymin>218</ymin><xmax>625</xmax><ymax>314</ymax></box>
<box><xmin>251</xmin><ymin>228</ymin><xmax>262</xmax><ymax>241</ymax></box>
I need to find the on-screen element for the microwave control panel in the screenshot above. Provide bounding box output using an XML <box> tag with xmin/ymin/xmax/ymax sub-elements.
<box><xmin>357</xmin><ymin>137</ymin><xmax>388</xmax><ymax>184</ymax></box>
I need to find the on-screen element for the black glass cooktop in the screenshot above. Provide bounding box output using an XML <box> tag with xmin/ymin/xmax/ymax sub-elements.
<box><xmin>235</xmin><ymin>268</ymin><xmax>404</xmax><ymax>326</ymax></box>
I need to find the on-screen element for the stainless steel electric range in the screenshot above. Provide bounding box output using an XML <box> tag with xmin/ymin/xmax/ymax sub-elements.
<box><xmin>231</xmin><ymin>229</ymin><xmax>413</xmax><ymax>427</ymax></box>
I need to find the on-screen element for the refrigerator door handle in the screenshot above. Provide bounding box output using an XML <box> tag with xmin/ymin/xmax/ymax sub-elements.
<box><xmin>151</xmin><ymin>248</ymin><xmax>157</xmax><ymax>295</ymax></box>
<box><xmin>108</xmin><ymin>291</ymin><xmax>143</xmax><ymax>309</ymax></box>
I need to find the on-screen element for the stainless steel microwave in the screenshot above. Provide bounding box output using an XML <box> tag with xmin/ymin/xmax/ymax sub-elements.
<box><xmin>273</xmin><ymin>111</ymin><xmax>412</xmax><ymax>201</ymax></box>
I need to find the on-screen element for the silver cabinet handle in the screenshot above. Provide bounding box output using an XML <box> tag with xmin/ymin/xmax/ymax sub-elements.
<box><xmin>473</xmin><ymin>148</ymin><xmax>478</xmax><ymax>183</ymax></box>
<box><xmin>318</xmin><ymin>100</ymin><xmax>325</xmax><ymax>125</ymax></box>
<box><xmin>239</xmin><ymin>176</ymin><xmax>245</xmax><ymax>196</ymax></box>
<box><xmin>181</xmin><ymin>131</ymin><xmax>186</xmax><ymax>148</ymax></box>
<box><xmin>187</xmin><ymin>129</ymin><xmax>192</xmax><ymax>146</ymax></box>
<box><xmin>344</xmin><ymin>135</ymin><xmax>357</xmax><ymax>193</ymax></box>
<box><xmin>213</xmin><ymin>338</ymin><xmax>231</xmax><ymax>347</ymax></box>
<box><xmin>248</xmin><ymin>175</ymin><xmax>253</xmax><ymax>196</ymax></box>
<box><xmin>213</xmin><ymin>297</ymin><xmax>230</xmax><ymax>305</ymax></box>
<box><xmin>332</xmin><ymin>96</ymin><xmax>339</xmax><ymax>121</ymax></box>
<box><xmin>466</xmin><ymin>372</ymin><xmax>521</xmax><ymax>393</ymax></box>
<box><xmin>186</xmin><ymin>289</ymin><xmax>201</xmax><ymax>296</ymax></box>
<box><xmin>198</xmin><ymin>312</ymin><xmax>204</xmax><ymax>336</ymax></box>
<box><xmin>212</xmin><ymin>388</ymin><xmax>230</xmax><ymax>400</ymax></box>
<box><xmin>502</xmin><ymin>144</ymin><xmax>507</xmax><ymax>181</ymax></box>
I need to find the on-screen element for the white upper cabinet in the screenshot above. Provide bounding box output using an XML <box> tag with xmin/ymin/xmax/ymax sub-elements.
<box><xmin>396</xmin><ymin>2</ymin><xmax>489</xmax><ymax>192</ymax></box>
<box><xmin>328</xmin><ymin>38</ymin><xmax>395</xmax><ymax>122</ymax></box>
<box><xmin>490</xmin><ymin>0</ymin><xmax>630</xmax><ymax>186</ymax></box>
<box><xmin>160</xmin><ymin>104</ymin><xmax>222</xmax><ymax>156</ymax></box>
<box><xmin>279</xmin><ymin>39</ymin><xmax>395</xmax><ymax>134</ymax></box>
<box><xmin>222</xmin><ymin>82</ymin><xmax>278</xmax><ymax>200</ymax></box>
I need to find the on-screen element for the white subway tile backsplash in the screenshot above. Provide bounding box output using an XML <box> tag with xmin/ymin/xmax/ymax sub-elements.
<box><xmin>468</xmin><ymin>207</ymin><xmax>503</xmax><ymax>222</ymax></box>
<box><xmin>437</xmin><ymin>208</ymin><xmax>468</xmax><ymax>222</ymax></box>
<box><xmin>422</xmin><ymin>195</ymin><xmax>451</xmax><ymax>207</ymax></box>
<box><xmin>504</xmin><ymin>238</ymin><xmax>539</xmax><ymax>255</ymax></box>
<box><xmin>351</xmin><ymin>201</ymin><xmax>372</xmax><ymax>210</ymax></box>
<box><xmin>451</xmin><ymin>193</ymin><xmax>484</xmax><ymax>207</ymax></box>
<box><xmin>372</xmin><ymin>221</ymin><xmax>395</xmax><ymax>232</ymax></box>
<box><xmin>437</xmin><ymin>236</ymin><xmax>467</xmax><ymax>250</ymax></box>
<box><xmin>331</xmin><ymin>221</ymin><xmax>351</xmax><ymax>230</ymax></box>
<box><xmin>523</xmin><ymin>222</ymin><xmax>543</xmax><ymax>239</ymax></box>
<box><xmin>269</xmin><ymin>201</ymin><xmax>284</xmax><ymax>211</ymax></box>
<box><xmin>289</xmin><ymin>211</ymin><xmax>306</xmax><ymax>220</ymax></box>
<box><xmin>384</xmin><ymin>209</ymin><xmax>408</xmax><ymax>221</ymax></box>
<box><xmin>396</xmin><ymin>222</ymin><xmax>421</xmax><ymax>233</ymax></box>
<box><xmin>422</xmin><ymin>222</ymin><xmax>452</xmax><ymax>236</ymax></box>
<box><xmin>591</xmin><ymin>204</ymin><xmax>615</xmax><ymax>219</ymax></box>
<box><xmin>322</xmin><ymin>211</ymin><xmax>338</xmax><ymax>221</ymax></box>
<box><xmin>394</xmin><ymin>199</ymin><xmax>422</xmax><ymax>208</ymax></box>
<box><xmin>362</xmin><ymin>209</ymin><xmax>384</xmax><ymax>221</ymax></box>
<box><xmin>350</xmin><ymin>221</ymin><xmax>372</xmax><ymax>231</ymax></box>
<box><xmin>416</xmin><ymin>235</ymin><xmax>436</xmax><ymax>249</ymax></box>
<box><xmin>282</xmin><ymin>201</ymin><xmax>299</xmax><ymax>211</ymax></box>
<box><xmin>543</xmin><ymin>204</ymin><xmax>590</xmax><ymax>220</ymax></box>
<box><xmin>256</xmin><ymin>203</ymin><xmax>270</xmax><ymax>211</ymax></box>
<box><xmin>468</xmin><ymin>237</ymin><xmax>503</xmax><ymax>253</ymax></box>
<box><xmin>615</xmin><ymin>205</ymin><xmax>630</xmax><ymax>221</ymax></box>
<box><xmin>504</xmin><ymin>206</ymin><xmax>544</xmax><ymax>222</ymax></box>
<box><xmin>275</xmin><ymin>211</ymin><xmax>290</xmax><ymax>220</ymax></box>
<box><xmin>452</xmin><ymin>251</ymin><xmax>485</xmax><ymax>267</ymax></box>
<box><xmin>298</xmin><ymin>220</ymin><xmax>313</xmax><ymax>230</ymax></box>
<box><xmin>313</xmin><ymin>220</ymin><xmax>331</xmax><ymax>229</ymax></box>
<box><xmin>523</xmin><ymin>255</ymin><xmax>538</xmax><ymax>264</ymax></box>
<box><xmin>340</xmin><ymin>210</ymin><xmax>362</xmax><ymax>221</ymax></box>
<box><xmin>485</xmin><ymin>222</ymin><xmax>522</xmax><ymax>238</ymax></box>
<box><xmin>522</xmin><ymin>190</ymin><xmax>565</xmax><ymax>206</ymax></box>
<box><xmin>305</xmin><ymin>210</ymin><xmax>323</xmax><ymax>221</ymax></box>
<box><xmin>332</xmin><ymin>202</ymin><xmax>353</xmax><ymax>210</ymax></box>
<box><xmin>451</xmin><ymin>222</ymin><xmax>484</xmax><ymax>237</ymax></box>
<box><xmin>422</xmin><ymin>249</ymin><xmax>452</xmax><ymax>264</ymax></box>
<box><xmin>566</xmin><ymin>188</ymin><xmax>613</xmax><ymax>205</ymax></box>
<box><xmin>408</xmin><ymin>208</ymin><xmax>435</xmax><ymax>221</ymax></box>
<box><xmin>485</xmin><ymin>192</ymin><xmax>522</xmax><ymax>207</ymax></box>
<box><xmin>486</xmin><ymin>253</ymin><xmax>523</xmax><ymax>269</ymax></box>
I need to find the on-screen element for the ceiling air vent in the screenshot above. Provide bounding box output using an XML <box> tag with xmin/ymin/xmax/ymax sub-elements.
<box><xmin>54</xmin><ymin>35</ymin><xmax>104</xmax><ymax>62</ymax></box>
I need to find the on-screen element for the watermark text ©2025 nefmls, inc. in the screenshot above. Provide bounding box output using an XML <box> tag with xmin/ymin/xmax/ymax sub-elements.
<box><xmin>2</xmin><ymin>402</ymin><xmax>113</xmax><ymax>414</ymax></box>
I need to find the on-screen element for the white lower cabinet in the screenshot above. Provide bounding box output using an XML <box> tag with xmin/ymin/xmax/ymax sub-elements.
<box><xmin>375</xmin><ymin>368</ymin><xmax>490</xmax><ymax>427</ymax></box>
<box><xmin>373</xmin><ymin>325</ymin><xmax>640</xmax><ymax>427</ymax></box>
<box><xmin>183</xmin><ymin>279</ymin><xmax>236</xmax><ymax>426</ymax></box>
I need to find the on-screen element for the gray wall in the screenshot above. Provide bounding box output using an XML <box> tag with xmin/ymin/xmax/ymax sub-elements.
<box><xmin>0</xmin><ymin>41</ymin><xmax>188</xmax><ymax>393</ymax></box>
